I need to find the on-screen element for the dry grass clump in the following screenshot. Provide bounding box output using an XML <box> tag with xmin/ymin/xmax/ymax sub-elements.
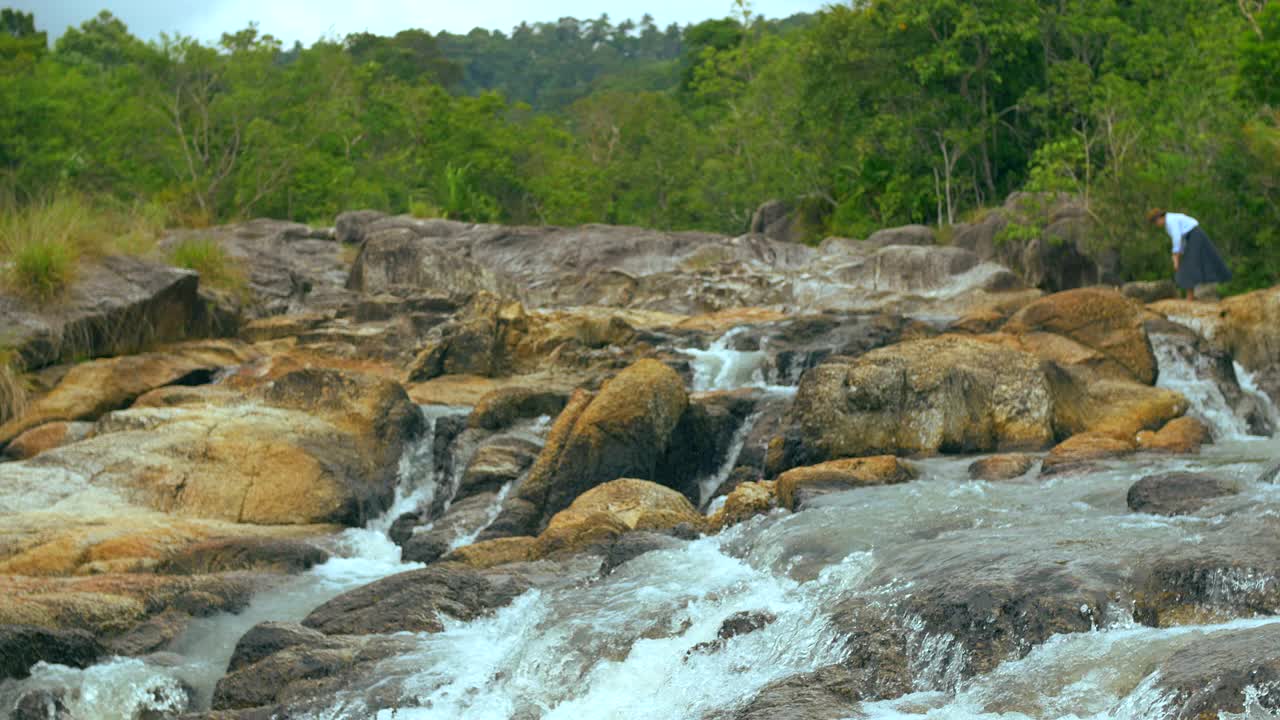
<box><xmin>168</xmin><ymin>236</ymin><xmax>246</xmax><ymax>293</ymax></box>
<box><xmin>0</xmin><ymin>193</ymin><xmax>168</xmax><ymax>300</ymax></box>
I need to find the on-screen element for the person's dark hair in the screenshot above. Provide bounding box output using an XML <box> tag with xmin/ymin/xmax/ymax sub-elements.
<box><xmin>1145</xmin><ymin>208</ymin><xmax>1166</xmax><ymax>224</ymax></box>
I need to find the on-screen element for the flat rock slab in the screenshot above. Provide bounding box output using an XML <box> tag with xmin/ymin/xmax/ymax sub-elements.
<box><xmin>1155</xmin><ymin>622</ymin><xmax>1280</xmax><ymax>718</ymax></box>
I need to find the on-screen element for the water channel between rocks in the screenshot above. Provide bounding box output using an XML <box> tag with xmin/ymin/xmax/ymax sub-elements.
<box><xmin>3</xmin><ymin>328</ymin><xmax>1280</xmax><ymax>720</ymax></box>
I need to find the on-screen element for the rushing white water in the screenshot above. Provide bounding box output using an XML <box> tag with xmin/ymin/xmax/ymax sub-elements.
<box><xmin>686</xmin><ymin>327</ymin><xmax>795</xmax><ymax>394</ymax></box>
<box><xmin>1238</xmin><ymin>360</ymin><xmax>1280</xmax><ymax>430</ymax></box>
<box><xmin>1149</xmin><ymin>331</ymin><xmax>1257</xmax><ymax>440</ymax></box>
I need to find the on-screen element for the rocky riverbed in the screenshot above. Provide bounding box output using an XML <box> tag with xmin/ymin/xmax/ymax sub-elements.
<box><xmin>1</xmin><ymin>212</ymin><xmax>1279</xmax><ymax>719</ymax></box>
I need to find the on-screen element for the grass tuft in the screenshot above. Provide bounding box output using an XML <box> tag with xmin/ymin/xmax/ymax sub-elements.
<box><xmin>0</xmin><ymin>193</ymin><xmax>169</xmax><ymax>300</ymax></box>
<box><xmin>168</xmin><ymin>236</ymin><xmax>246</xmax><ymax>293</ymax></box>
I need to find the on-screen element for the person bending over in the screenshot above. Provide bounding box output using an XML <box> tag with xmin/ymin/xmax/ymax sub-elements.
<box><xmin>1146</xmin><ymin>208</ymin><xmax>1232</xmax><ymax>300</ymax></box>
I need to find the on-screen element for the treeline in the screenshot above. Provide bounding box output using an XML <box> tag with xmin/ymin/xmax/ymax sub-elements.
<box><xmin>1</xmin><ymin>3</ymin><xmax>1278</xmax><ymax>290</ymax></box>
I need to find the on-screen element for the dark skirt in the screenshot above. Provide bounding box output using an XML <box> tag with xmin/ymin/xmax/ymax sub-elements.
<box><xmin>1175</xmin><ymin>226</ymin><xmax>1232</xmax><ymax>289</ymax></box>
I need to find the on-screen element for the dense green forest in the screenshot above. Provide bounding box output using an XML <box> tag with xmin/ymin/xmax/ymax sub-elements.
<box><xmin>1</xmin><ymin>2</ymin><xmax>1278</xmax><ymax>291</ymax></box>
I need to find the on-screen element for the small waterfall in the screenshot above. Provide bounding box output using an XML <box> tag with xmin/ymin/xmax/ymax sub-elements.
<box><xmin>0</xmin><ymin>405</ymin><xmax>468</xmax><ymax>718</ymax></box>
<box><xmin>698</xmin><ymin>411</ymin><xmax>760</xmax><ymax>510</ymax></box>
<box><xmin>1237</xmin><ymin>360</ymin><xmax>1280</xmax><ymax>431</ymax></box>
<box><xmin>1149</xmin><ymin>332</ymin><xmax>1260</xmax><ymax>440</ymax></box>
<box><xmin>685</xmin><ymin>327</ymin><xmax>796</xmax><ymax>394</ymax></box>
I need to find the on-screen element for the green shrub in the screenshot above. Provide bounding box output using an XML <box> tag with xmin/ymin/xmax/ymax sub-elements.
<box><xmin>169</xmin><ymin>237</ymin><xmax>245</xmax><ymax>292</ymax></box>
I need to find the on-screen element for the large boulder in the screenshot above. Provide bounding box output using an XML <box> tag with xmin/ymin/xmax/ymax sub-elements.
<box><xmin>0</xmin><ymin>340</ymin><xmax>260</xmax><ymax>448</ymax></box>
<box><xmin>1003</xmin><ymin>287</ymin><xmax>1156</xmax><ymax>384</ymax></box>
<box><xmin>0</xmin><ymin>256</ymin><xmax>223</xmax><ymax>415</ymax></box>
<box><xmin>1043</xmin><ymin>362</ymin><xmax>1187</xmax><ymax>440</ymax></box>
<box><xmin>486</xmin><ymin>360</ymin><xmax>687</xmax><ymax>535</ymax></box>
<box><xmin>537</xmin><ymin>479</ymin><xmax>701</xmax><ymax>557</ymax></box>
<box><xmin>1</xmin><ymin>368</ymin><xmax>422</xmax><ymax>527</ymax></box>
<box><xmin>345</xmin><ymin>224</ymin><xmax>516</xmax><ymax>299</ymax></box>
<box><xmin>159</xmin><ymin>219</ymin><xmax>350</xmax><ymax>318</ymax></box>
<box><xmin>777</xmin><ymin>336</ymin><xmax>1053</xmax><ymax>468</ymax></box>
<box><xmin>952</xmin><ymin>193</ymin><xmax>1118</xmax><ymax>292</ymax></box>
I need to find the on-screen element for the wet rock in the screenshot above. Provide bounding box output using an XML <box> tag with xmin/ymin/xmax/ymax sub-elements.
<box><xmin>778</xmin><ymin>336</ymin><xmax>1053</xmax><ymax>469</ymax></box>
<box><xmin>1153</xmin><ymin>623</ymin><xmax>1280</xmax><ymax>718</ymax></box>
<box><xmin>725</xmin><ymin>665</ymin><xmax>863</xmax><ymax>720</ymax></box>
<box><xmin>0</xmin><ymin>341</ymin><xmax>259</xmax><ymax>448</ymax></box>
<box><xmin>0</xmin><ymin>625</ymin><xmax>104</xmax><ymax>680</ymax></box>
<box><xmin>688</xmin><ymin>610</ymin><xmax>778</xmax><ymax>656</ymax></box>
<box><xmin>400</xmin><ymin>492</ymin><xmax>501</xmax><ymax>564</ymax></box>
<box><xmin>776</xmin><ymin>457</ymin><xmax>918</xmax><ymax>510</ymax></box>
<box><xmin>3</xmin><ymin>421</ymin><xmax>92</xmax><ymax>460</ymax></box>
<box><xmin>538</xmin><ymin>479</ymin><xmax>703</xmax><ymax>557</ymax></box>
<box><xmin>444</xmin><ymin>536</ymin><xmax>542</xmax><ymax>569</ymax></box>
<box><xmin>468</xmin><ymin>385</ymin><xmax>569</xmax><ymax>431</ymax></box>
<box><xmin>490</xmin><ymin>361</ymin><xmax>687</xmax><ymax>534</ymax></box>
<box><xmin>600</xmin><ymin>531</ymin><xmax>686</xmax><ymax>575</ymax></box>
<box><xmin>967</xmin><ymin>453</ymin><xmax>1037</xmax><ymax>481</ymax></box>
<box><xmin>657</xmin><ymin>389</ymin><xmax>759</xmax><ymax>503</ymax></box>
<box><xmin>707</xmin><ymin>480</ymin><xmax>778</xmax><ymax>531</ymax></box>
<box><xmin>1126</xmin><ymin>473</ymin><xmax>1240</xmax><ymax>516</ymax></box>
<box><xmin>724</xmin><ymin>313</ymin><xmax>911</xmax><ymax>385</ymax></box>
<box><xmin>1136</xmin><ymin>416</ymin><xmax>1211</xmax><ymax>454</ymax></box>
<box><xmin>226</xmin><ymin>622</ymin><xmax>335</xmax><ymax>673</ymax></box>
<box><xmin>212</xmin><ymin>633</ymin><xmax>416</xmax><ymax>711</ymax></box>
<box><xmin>1040</xmin><ymin>432</ymin><xmax>1136</xmax><ymax>475</ymax></box>
<box><xmin>1003</xmin><ymin>287</ymin><xmax>1155</xmax><ymax>384</ymax></box>
<box><xmin>155</xmin><ymin>538</ymin><xmax>329</xmax><ymax>575</ymax></box>
<box><xmin>405</xmin><ymin>293</ymin><xmax>526</xmax><ymax>381</ymax></box>
<box><xmin>455</xmin><ymin>436</ymin><xmax>541</xmax><ymax>502</ymax></box>
<box><xmin>11</xmin><ymin>688</ymin><xmax>70</xmax><ymax>720</ymax></box>
<box><xmin>301</xmin><ymin>563</ymin><xmax>530</xmax><ymax>636</ymax></box>
<box><xmin>105</xmin><ymin>608</ymin><xmax>193</xmax><ymax>656</ymax></box>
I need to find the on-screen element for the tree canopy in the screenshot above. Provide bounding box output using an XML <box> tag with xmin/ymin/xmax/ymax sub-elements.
<box><xmin>1</xmin><ymin>3</ymin><xmax>1277</xmax><ymax>290</ymax></box>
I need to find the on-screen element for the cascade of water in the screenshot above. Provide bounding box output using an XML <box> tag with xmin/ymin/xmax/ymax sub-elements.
<box><xmin>1237</xmin><ymin>361</ymin><xmax>1280</xmax><ymax>432</ymax></box>
<box><xmin>0</xmin><ymin>405</ymin><xmax>468</xmax><ymax>718</ymax></box>
<box><xmin>698</xmin><ymin>411</ymin><xmax>761</xmax><ymax>510</ymax></box>
<box><xmin>685</xmin><ymin>327</ymin><xmax>795</xmax><ymax>394</ymax></box>
<box><xmin>1148</xmin><ymin>332</ymin><xmax>1257</xmax><ymax>440</ymax></box>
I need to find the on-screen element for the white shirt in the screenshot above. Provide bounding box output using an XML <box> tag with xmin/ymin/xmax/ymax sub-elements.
<box><xmin>1164</xmin><ymin>212</ymin><xmax>1199</xmax><ymax>254</ymax></box>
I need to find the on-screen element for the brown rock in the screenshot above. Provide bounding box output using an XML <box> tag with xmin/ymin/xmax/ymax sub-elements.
<box><xmin>0</xmin><ymin>340</ymin><xmax>260</xmax><ymax>447</ymax></box>
<box><xmin>1045</xmin><ymin>363</ymin><xmax>1188</xmax><ymax>440</ymax></box>
<box><xmin>967</xmin><ymin>453</ymin><xmax>1038</xmax><ymax>481</ymax></box>
<box><xmin>3</xmin><ymin>421</ymin><xmax>92</xmax><ymax>460</ymax></box>
<box><xmin>537</xmin><ymin>479</ymin><xmax>702</xmax><ymax>556</ymax></box>
<box><xmin>1040</xmin><ymin>432</ymin><xmax>1136</xmax><ymax>475</ymax></box>
<box><xmin>776</xmin><ymin>457</ymin><xmax>918</xmax><ymax>510</ymax></box>
<box><xmin>779</xmin><ymin>336</ymin><xmax>1053</xmax><ymax>468</ymax></box>
<box><xmin>0</xmin><ymin>624</ymin><xmax>105</xmax><ymax>680</ymax></box>
<box><xmin>1137</xmin><ymin>416</ymin><xmax>1211</xmax><ymax>454</ymax></box>
<box><xmin>468</xmin><ymin>385</ymin><xmax>569</xmax><ymax>431</ymax></box>
<box><xmin>1004</xmin><ymin>287</ymin><xmax>1156</xmax><ymax>383</ymax></box>
<box><xmin>707</xmin><ymin>480</ymin><xmax>778</xmax><ymax>531</ymax></box>
<box><xmin>494</xmin><ymin>360</ymin><xmax>687</xmax><ymax>532</ymax></box>
<box><xmin>443</xmin><ymin>536</ymin><xmax>542</xmax><ymax>569</ymax></box>
<box><xmin>1152</xmin><ymin>623</ymin><xmax>1280</xmax><ymax>718</ymax></box>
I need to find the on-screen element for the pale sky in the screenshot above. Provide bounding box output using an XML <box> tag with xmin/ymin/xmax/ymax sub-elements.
<box><xmin>20</xmin><ymin>0</ymin><xmax>831</xmax><ymax>44</ymax></box>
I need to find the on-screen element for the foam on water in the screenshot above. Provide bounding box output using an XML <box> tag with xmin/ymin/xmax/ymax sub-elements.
<box><xmin>686</xmin><ymin>327</ymin><xmax>795</xmax><ymax>394</ymax></box>
<box><xmin>1149</xmin><ymin>331</ymin><xmax>1254</xmax><ymax>440</ymax></box>
<box><xmin>698</xmin><ymin>411</ymin><xmax>760</xmax><ymax>509</ymax></box>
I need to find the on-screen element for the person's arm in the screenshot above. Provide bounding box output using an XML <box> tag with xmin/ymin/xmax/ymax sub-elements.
<box><xmin>1172</xmin><ymin>252</ymin><xmax>1180</xmax><ymax>272</ymax></box>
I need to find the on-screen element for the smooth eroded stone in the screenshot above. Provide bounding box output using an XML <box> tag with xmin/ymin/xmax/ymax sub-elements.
<box><xmin>1126</xmin><ymin>472</ymin><xmax>1239</xmax><ymax>516</ymax></box>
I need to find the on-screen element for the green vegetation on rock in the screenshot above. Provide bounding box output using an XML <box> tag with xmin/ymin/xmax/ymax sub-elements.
<box><xmin>0</xmin><ymin>3</ymin><xmax>1277</xmax><ymax>290</ymax></box>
